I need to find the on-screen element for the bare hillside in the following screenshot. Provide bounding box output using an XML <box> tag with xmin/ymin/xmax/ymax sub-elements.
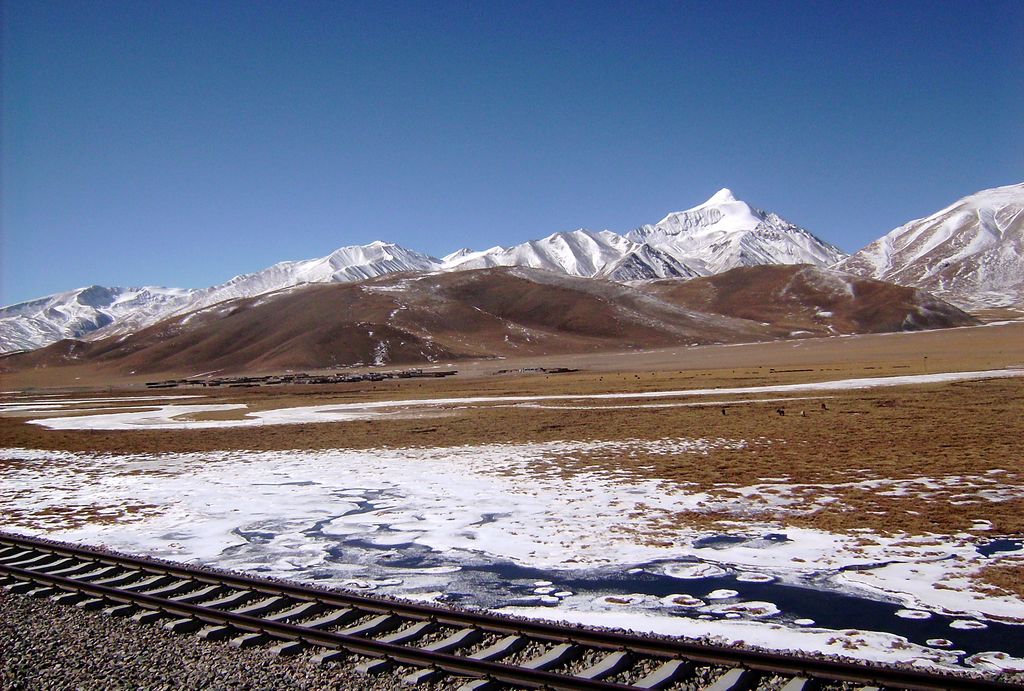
<box><xmin>642</xmin><ymin>264</ymin><xmax>979</xmax><ymax>335</ymax></box>
<box><xmin>1</xmin><ymin>267</ymin><xmax>976</xmax><ymax>377</ymax></box>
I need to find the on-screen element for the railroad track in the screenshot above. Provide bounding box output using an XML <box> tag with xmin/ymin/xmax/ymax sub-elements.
<box><xmin>1</xmin><ymin>532</ymin><xmax>1019</xmax><ymax>691</ymax></box>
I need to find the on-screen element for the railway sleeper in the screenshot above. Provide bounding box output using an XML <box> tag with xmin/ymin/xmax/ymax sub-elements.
<box><xmin>264</xmin><ymin>599</ymin><xmax>329</xmax><ymax>623</ymax></box>
<box><xmin>634</xmin><ymin>658</ymin><xmax>695</xmax><ymax>689</ymax></box>
<box><xmin>198</xmin><ymin>596</ymin><xmax>292</xmax><ymax>640</ymax></box>
<box><xmin>132</xmin><ymin>609</ymin><xmax>167</xmax><ymax>625</ymax></box>
<box><xmin>4</xmin><ymin>553</ymin><xmax>65</xmax><ymax>570</ymax></box>
<box><xmin>355</xmin><ymin>621</ymin><xmax>440</xmax><ymax>675</ymax></box>
<box><xmin>411</xmin><ymin>633</ymin><xmax>529</xmax><ymax>688</ymax></box>
<box><xmin>309</xmin><ymin>646</ymin><xmax>347</xmax><ymax>664</ymax></box>
<box><xmin>452</xmin><ymin>642</ymin><xmax>588</xmax><ymax>691</ymax></box>
<box><xmin>270</xmin><ymin>639</ymin><xmax>308</xmax><ymax>657</ymax></box>
<box><xmin>525</xmin><ymin>642</ymin><xmax>584</xmax><ymax>672</ymax></box>
<box><xmin>576</xmin><ymin>650</ymin><xmax>635</xmax><ymax>680</ymax></box>
<box><xmin>308</xmin><ymin>614</ymin><xmax>415</xmax><ymax>665</ymax></box>
<box><xmin>72</xmin><ymin>566</ymin><xmax>124</xmax><ymax>582</ymax></box>
<box><xmin>195</xmin><ymin>588</ymin><xmax>257</xmax><ymax>610</ymax></box>
<box><xmin>169</xmin><ymin>584</ymin><xmax>229</xmax><ymax>604</ymax></box>
<box><xmin>284</xmin><ymin>609</ymin><xmax>367</xmax><ymax>658</ymax></box>
<box><xmin>780</xmin><ymin>677</ymin><xmax>819</xmax><ymax>691</ymax></box>
<box><xmin>228</xmin><ymin>631</ymin><xmax>272</xmax><ymax>649</ymax></box>
<box><xmin>50</xmin><ymin>591</ymin><xmax>90</xmax><ymax>606</ymax></box>
<box><xmin>5</xmin><ymin>580</ymin><xmax>38</xmax><ymax>595</ymax></box>
<box><xmin>120</xmin><ymin>574</ymin><xmax>176</xmax><ymax>592</ymax></box>
<box><xmin>386</xmin><ymin>631</ymin><xmax>527</xmax><ymax>685</ymax></box>
<box><xmin>469</xmin><ymin>634</ymin><xmax>529</xmax><ymax>663</ymax></box>
<box><xmin>455</xmin><ymin>678</ymin><xmax>499</xmax><ymax>691</ymax></box>
<box><xmin>704</xmin><ymin>667</ymin><xmax>761</xmax><ymax>691</ymax></box>
<box><xmin>164</xmin><ymin>616</ymin><xmax>207</xmax><ymax>634</ymax></box>
<box><xmin>337</xmin><ymin>613</ymin><xmax>403</xmax><ymax>638</ymax></box>
<box><xmin>102</xmin><ymin>603</ymin><xmax>138</xmax><ymax>618</ymax></box>
<box><xmin>27</xmin><ymin>586</ymin><xmax>59</xmax><ymax>598</ymax></box>
<box><xmin>26</xmin><ymin>557</ymin><xmax>79</xmax><ymax>574</ymax></box>
<box><xmin>399</xmin><ymin>627</ymin><xmax>487</xmax><ymax>685</ymax></box>
<box><xmin>75</xmin><ymin>597</ymin><xmax>107</xmax><ymax>611</ymax></box>
<box><xmin>0</xmin><ymin>547</ymin><xmax>32</xmax><ymax>562</ymax></box>
<box><xmin>228</xmin><ymin>601</ymin><xmax>332</xmax><ymax>649</ymax></box>
<box><xmin>303</xmin><ymin>607</ymin><xmax>364</xmax><ymax>630</ymax></box>
<box><xmin>137</xmin><ymin>578</ymin><xmax>196</xmax><ymax>598</ymax></box>
<box><xmin>46</xmin><ymin>561</ymin><xmax>104</xmax><ymax>578</ymax></box>
<box><xmin>90</xmin><ymin>570</ymin><xmax>148</xmax><ymax>588</ymax></box>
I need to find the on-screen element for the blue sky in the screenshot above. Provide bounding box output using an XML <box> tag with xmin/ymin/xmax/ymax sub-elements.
<box><xmin>3</xmin><ymin>1</ymin><xmax>1022</xmax><ymax>305</ymax></box>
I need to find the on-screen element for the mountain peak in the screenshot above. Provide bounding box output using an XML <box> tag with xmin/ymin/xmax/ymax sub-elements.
<box><xmin>704</xmin><ymin>188</ymin><xmax>738</xmax><ymax>205</ymax></box>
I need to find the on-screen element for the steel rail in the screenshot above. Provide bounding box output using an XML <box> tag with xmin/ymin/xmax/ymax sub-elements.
<box><xmin>1</xmin><ymin>563</ymin><xmax>634</xmax><ymax>691</ymax></box>
<box><xmin>2</xmin><ymin>532</ymin><xmax>1022</xmax><ymax>691</ymax></box>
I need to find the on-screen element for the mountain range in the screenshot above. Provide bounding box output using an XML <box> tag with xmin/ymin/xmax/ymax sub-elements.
<box><xmin>1</xmin><ymin>183</ymin><xmax>1020</xmax><ymax>357</ymax></box>
<box><xmin>0</xmin><ymin>189</ymin><xmax>844</xmax><ymax>353</ymax></box>
<box><xmin>3</xmin><ymin>265</ymin><xmax>975</xmax><ymax>377</ymax></box>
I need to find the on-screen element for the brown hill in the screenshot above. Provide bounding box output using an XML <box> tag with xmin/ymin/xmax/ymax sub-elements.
<box><xmin>643</xmin><ymin>264</ymin><xmax>979</xmax><ymax>335</ymax></box>
<box><xmin>1</xmin><ymin>266</ymin><xmax>976</xmax><ymax>377</ymax></box>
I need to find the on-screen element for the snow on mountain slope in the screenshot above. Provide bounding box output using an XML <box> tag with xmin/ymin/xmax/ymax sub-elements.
<box><xmin>0</xmin><ymin>190</ymin><xmax>844</xmax><ymax>353</ymax></box>
<box><xmin>185</xmin><ymin>241</ymin><xmax>440</xmax><ymax>310</ymax></box>
<box><xmin>597</xmin><ymin>244</ymin><xmax>702</xmax><ymax>281</ymax></box>
<box><xmin>441</xmin><ymin>229</ymin><xmax>635</xmax><ymax>277</ymax></box>
<box><xmin>0</xmin><ymin>242</ymin><xmax>442</xmax><ymax>351</ymax></box>
<box><xmin>441</xmin><ymin>190</ymin><xmax>842</xmax><ymax>281</ymax></box>
<box><xmin>628</xmin><ymin>188</ymin><xmax>847</xmax><ymax>275</ymax></box>
<box><xmin>0</xmin><ymin>285</ymin><xmax>193</xmax><ymax>353</ymax></box>
<box><xmin>835</xmin><ymin>183</ymin><xmax>1024</xmax><ymax>309</ymax></box>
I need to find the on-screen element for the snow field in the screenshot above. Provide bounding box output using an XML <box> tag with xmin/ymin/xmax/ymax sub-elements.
<box><xmin>2</xmin><ymin>432</ymin><xmax>1023</xmax><ymax>670</ymax></box>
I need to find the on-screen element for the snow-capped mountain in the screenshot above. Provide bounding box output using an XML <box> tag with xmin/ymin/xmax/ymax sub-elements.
<box><xmin>441</xmin><ymin>189</ymin><xmax>844</xmax><ymax>281</ymax></box>
<box><xmin>0</xmin><ymin>285</ymin><xmax>193</xmax><ymax>353</ymax></box>
<box><xmin>0</xmin><ymin>242</ymin><xmax>440</xmax><ymax>352</ymax></box>
<box><xmin>180</xmin><ymin>241</ymin><xmax>439</xmax><ymax>316</ymax></box>
<box><xmin>1</xmin><ymin>189</ymin><xmax>843</xmax><ymax>353</ymax></box>
<box><xmin>440</xmin><ymin>229</ymin><xmax>635</xmax><ymax>276</ymax></box>
<box><xmin>834</xmin><ymin>183</ymin><xmax>1024</xmax><ymax>310</ymax></box>
<box><xmin>627</xmin><ymin>188</ymin><xmax>846</xmax><ymax>274</ymax></box>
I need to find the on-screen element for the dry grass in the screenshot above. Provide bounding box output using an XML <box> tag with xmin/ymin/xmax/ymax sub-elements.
<box><xmin>974</xmin><ymin>559</ymin><xmax>1024</xmax><ymax>599</ymax></box>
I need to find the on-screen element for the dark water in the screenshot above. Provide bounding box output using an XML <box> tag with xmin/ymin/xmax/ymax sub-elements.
<box><xmin>977</xmin><ymin>538</ymin><xmax>1023</xmax><ymax>557</ymax></box>
<box><xmin>283</xmin><ymin>526</ymin><xmax>1024</xmax><ymax>660</ymax></box>
<box><xmin>216</xmin><ymin>510</ymin><xmax>1024</xmax><ymax>665</ymax></box>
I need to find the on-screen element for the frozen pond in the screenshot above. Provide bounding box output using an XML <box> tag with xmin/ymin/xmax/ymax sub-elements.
<box><xmin>3</xmin><ymin>440</ymin><xmax>1023</xmax><ymax>673</ymax></box>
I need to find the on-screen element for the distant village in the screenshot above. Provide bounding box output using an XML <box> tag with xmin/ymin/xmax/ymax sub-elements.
<box><xmin>144</xmin><ymin>366</ymin><xmax>582</xmax><ymax>389</ymax></box>
<box><xmin>145</xmin><ymin>368</ymin><xmax>458</xmax><ymax>389</ymax></box>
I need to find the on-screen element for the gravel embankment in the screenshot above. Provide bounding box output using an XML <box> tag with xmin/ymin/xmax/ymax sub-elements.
<box><xmin>0</xmin><ymin>590</ymin><xmax>461</xmax><ymax>690</ymax></box>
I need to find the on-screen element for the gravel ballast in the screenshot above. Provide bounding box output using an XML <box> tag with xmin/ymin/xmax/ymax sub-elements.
<box><xmin>0</xmin><ymin>590</ymin><xmax>462</xmax><ymax>690</ymax></box>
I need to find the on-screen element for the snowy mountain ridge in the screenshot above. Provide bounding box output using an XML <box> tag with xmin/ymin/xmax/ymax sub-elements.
<box><xmin>627</xmin><ymin>188</ymin><xmax>846</xmax><ymax>275</ymax></box>
<box><xmin>0</xmin><ymin>285</ymin><xmax>194</xmax><ymax>354</ymax></box>
<box><xmin>835</xmin><ymin>183</ymin><xmax>1024</xmax><ymax>310</ymax></box>
<box><xmin>2</xmin><ymin>188</ymin><xmax>844</xmax><ymax>353</ymax></box>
